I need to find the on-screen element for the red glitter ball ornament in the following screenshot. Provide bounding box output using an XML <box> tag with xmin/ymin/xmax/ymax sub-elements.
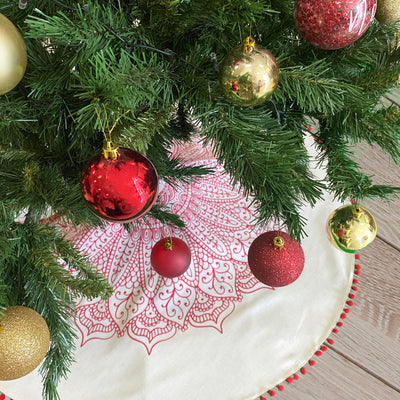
<box><xmin>81</xmin><ymin>146</ymin><xmax>158</xmax><ymax>222</ymax></box>
<box><xmin>248</xmin><ymin>231</ymin><xmax>305</xmax><ymax>287</ymax></box>
<box><xmin>151</xmin><ymin>237</ymin><xmax>191</xmax><ymax>278</ymax></box>
<box><xmin>294</xmin><ymin>0</ymin><xmax>377</xmax><ymax>50</ymax></box>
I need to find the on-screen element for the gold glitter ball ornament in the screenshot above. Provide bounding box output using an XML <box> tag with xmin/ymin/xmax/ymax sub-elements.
<box><xmin>326</xmin><ymin>205</ymin><xmax>377</xmax><ymax>253</ymax></box>
<box><xmin>375</xmin><ymin>0</ymin><xmax>400</xmax><ymax>23</ymax></box>
<box><xmin>219</xmin><ymin>36</ymin><xmax>279</xmax><ymax>107</ymax></box>
<box><xmin>0</xmin><ymin>306</ymin><xmax>50</xmax><ymax>380</ymax></box>
<box><xmin>0</xmin><ymin>13</ymin><xmax>27</xmax><ymax>95</ymax></box>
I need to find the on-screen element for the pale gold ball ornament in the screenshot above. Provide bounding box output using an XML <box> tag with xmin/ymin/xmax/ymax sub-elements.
<box><xmin>0</xmin><ymin>13</ymin><xmax>27</xmax><ymax>95</ymax></box>
<box><xmin>0</xmin><ymin>306</ymin><xmax>50</xmax><ymax>380</ymax></box>
<box><xmin>376</xmin><ymin>0</ymin><xmax>400</xmax><ymax>23</ymax></box>
<box><xmin>326</xmin><ymin>205</ymin><xmax>377</xmax><ymax>253</ymax></box>
<box><xmin>219</xmin><ymin>36</ymin><xmax>280</xmax><ymax>107</ymax></box>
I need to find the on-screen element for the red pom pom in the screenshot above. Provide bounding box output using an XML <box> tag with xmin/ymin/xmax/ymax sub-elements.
<box><xmin>248</xmin><ymin>231</ymin><xmax>305</xmax><ymax>287</ymax></box>
<box><xmin>151</xmin><ymin>237</ymin><xmax>191</xmax><ymax>278</ymax></box>
<box><xmin>294</xmin><ymin>0</ymin><xmax>376</xmax><ymax>50</ymax></box>
<box><xmin>81</xmin><ymin>147</ymin><xmax>158</xmax><ymax>222</ymax></box>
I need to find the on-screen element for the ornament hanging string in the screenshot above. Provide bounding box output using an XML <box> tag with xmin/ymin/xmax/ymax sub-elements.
<box><xmin>92</xmin><ymin>104</ymin><xmax>130</xmax><ymax>159</ymax></box>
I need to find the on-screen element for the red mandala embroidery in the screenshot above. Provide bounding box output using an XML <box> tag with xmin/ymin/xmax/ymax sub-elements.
<box><xmin>62</xmin><ymin>139</ymin><xmax>277</xmax><ymax>354</ymax></box>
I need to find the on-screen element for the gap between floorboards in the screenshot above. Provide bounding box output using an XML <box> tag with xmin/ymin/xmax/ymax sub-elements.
<box><xmin>326</xmin><ymin>343</ymin><xmax>400</xmax><ymax>393</ymax></box>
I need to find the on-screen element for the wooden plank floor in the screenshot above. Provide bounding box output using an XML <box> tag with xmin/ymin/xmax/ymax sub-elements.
<box><xmin>259</xmin><ymin>95</ymin><xmax>400</xmax><ymax>399</ymax></box>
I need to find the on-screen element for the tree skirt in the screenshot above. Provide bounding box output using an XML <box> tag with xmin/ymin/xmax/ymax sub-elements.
<box><xmin>1</xmin><ymin>137</ymin><xmax>354</xmax><ymax>400</ymax></box>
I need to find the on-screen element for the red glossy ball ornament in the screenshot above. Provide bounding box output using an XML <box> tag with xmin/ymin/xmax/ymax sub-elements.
<box><xmin>81</xmin><ymin>144</ymin><xmax>158</xmax><ymax>222</ymax></box>
<box><xmin>248</xmin><ymin>231</ymin><xmax>305</xmax><ymax>287</ymax></box>
<box><xmin>294</xmin><ymin>0</ymin><xmax>377</xmax><ymax>50</ymax></box>
<box><xmin>151</xmin><ymin>237</ymin><xmax>191</xmax><ymax>278</ymax></box>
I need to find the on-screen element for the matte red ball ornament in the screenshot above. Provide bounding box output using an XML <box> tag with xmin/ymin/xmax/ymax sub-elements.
<box><xmin>294</xmin><ymin>0</ymin><xmax>377</xmax><ymax>50</ymax></box>
<box><xmin>81</xmin><ymin>144</ymin><xmax>158</xmax><ymax>222</ymax></box>
<box><xmin>151</xmin><ymin>237</ymin><xmax>191</xmax><ymax>278</ymax></box>
<box><xmin>248</xmin><ymin>231</ymin><xmax>305</xmax><ymax>287</ymax></box>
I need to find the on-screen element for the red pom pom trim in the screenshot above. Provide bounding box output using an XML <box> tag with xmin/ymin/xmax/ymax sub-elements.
<box><xmin>259</xmin><ymin>258</ymin><xmax>361</xmax><ymax>398</ymax></box>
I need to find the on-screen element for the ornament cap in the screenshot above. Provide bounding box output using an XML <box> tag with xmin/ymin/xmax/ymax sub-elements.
<box><xmin>103</xmin><ymin>141</ymin><xmax>119</xmax><ymax>159</ymax></box>
<box><xmin>273</xmin><ymin>235</ymin><xmax>285</xmax><ymax>249</ymax></box>
<box><xmin>163</xmin><ymin>239</ymin><xmax>173</xmax><ymax>251</ymax></box>
<box><xmin>242</xmin><ymin>36</ymin><xmax>256</xmax><ymax>54</ymax></box>
<box><xmin>352</xmin><ymin>206</ymin><xmax>363</xmax><ymax>218</ymax></box>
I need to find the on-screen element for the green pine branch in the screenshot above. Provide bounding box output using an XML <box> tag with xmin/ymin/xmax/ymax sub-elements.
<box><xmin>200</xmin><ymin>101</ymin><xmax>325</xmax><ymax>240</ymax></box>
<box><xmin>315</xmin><ymin>126</ymin><xmax>400</xmax><ymax>203</ymax></box>
<box><xmin>276</xmin><ymin>60</ymin><xmax>364</xmax><ymax>116</ymax></box>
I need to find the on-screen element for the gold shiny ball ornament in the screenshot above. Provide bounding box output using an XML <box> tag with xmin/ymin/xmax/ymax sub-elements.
<box><xmin>376</xmin><ymin>0</ymin><xmax>400</xmax><ymax>23</ymax></box>
<box><xmin>219</xmin><ymin>36</ymin><xmax>280</xmax><ymax>107</ymax></box>
<box><xmin>0</xmin><ymin>306</ymin><xmax>50</xmax><ymax>380</ymax></box>
<box><xmin>0</xmin><ymin>13</ymin><xmax>27</xmax><ymax>95</ymax></box>
<box><xmin>326</xmin><ymin>205</ymin><xmax>377</xmax><ymax>253</ymax></box>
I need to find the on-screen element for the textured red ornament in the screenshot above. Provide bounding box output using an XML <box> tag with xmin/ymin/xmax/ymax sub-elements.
<box><xmin>294</xmin><ymin>0</ymin><xmax>377</xmax><ymax>50</ymax></box>
<box><xmin>81</xmin><ymin>147</ymin><xmax>158</xmax><ymax>222</ymax></box>
<box><xmin>247</xmin><ymin>231</ymin><xmax>305</xmax><ymax>287</ymax></box>
<box><xmin>151</xmin><ymin>237</ymin><xmax>191</xmax><ymax>278</ymax></box>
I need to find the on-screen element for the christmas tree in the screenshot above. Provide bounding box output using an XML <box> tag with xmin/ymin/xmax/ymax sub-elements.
<box><xmin>0</xmin><ymin>0</ymin><xmax>400</xmax><ymax>399</ymax></box>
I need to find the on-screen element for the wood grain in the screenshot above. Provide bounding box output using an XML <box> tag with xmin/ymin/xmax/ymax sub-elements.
<box><xmin>259</xmin><ymin>346</ymin><xmax>400</xmax><ymax>400</ymax></box>
<box><xmin>351</xmin><ymin>142</ymin><xmax>400</xmax><ymax>245</ymax></box>
<box><xmin>330</xmin><ymin>238</ymin><xmax>400</xmax><ymax>387</ymax></box>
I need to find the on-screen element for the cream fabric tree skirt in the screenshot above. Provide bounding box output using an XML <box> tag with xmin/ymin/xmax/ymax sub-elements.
<box><xmin>1</xmin><ymin>137</ymin><xmax>353</xmax><ymax>400</ymax></box>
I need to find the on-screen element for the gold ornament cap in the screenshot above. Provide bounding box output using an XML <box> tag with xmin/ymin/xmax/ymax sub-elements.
<box><xmin>242</xmin><ymin>36</ymin><xmax>256</xmax><ymax>54</ymax></box>
<box><xmin>163</xmin><ymin>239</ymin><xmax>173</xmax><ymax>251</ymax></box>
<box><xmin>103</xmin><ymin>141</ymin><xmax>119</xmax><ymax>159</ymax></box>
<box><xmin>0</xmin><ymin>306</ymin><xmax>50</xmax><ymax>380</ymax></box>
<box><xmin>326</xmin><ymin>204</ymin><xmax>377</xmax><ymax>253</ymax></box>
<box><xmin>273</xmin><ymin>235</ymin><xmax>285</xmax><ymax>249</ymax></box>
<box><xmin>0</xmin><ymin>13</ymin><xmax>27</xmax><ymax>95</ymax></box>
